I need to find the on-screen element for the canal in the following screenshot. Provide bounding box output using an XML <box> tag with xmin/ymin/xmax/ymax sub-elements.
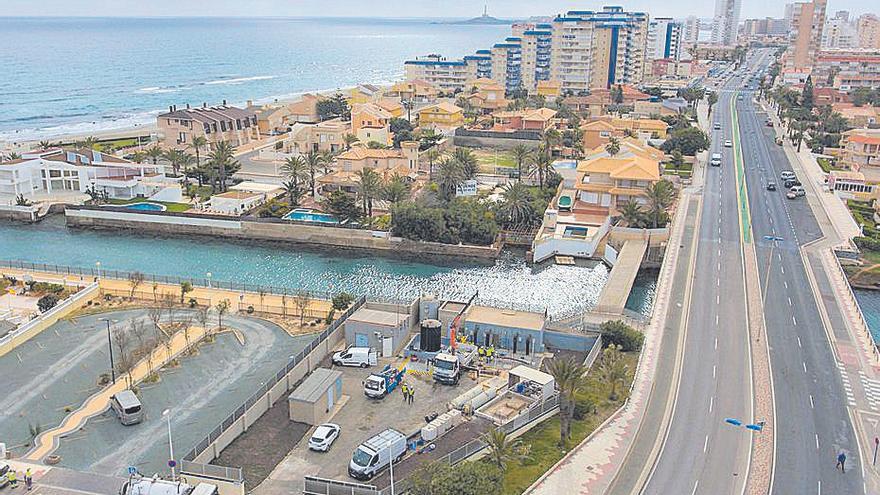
<box><xmin>0</xmin><ymin>216</ymin><xmax>655</xmax><ymax>318</ymax></box>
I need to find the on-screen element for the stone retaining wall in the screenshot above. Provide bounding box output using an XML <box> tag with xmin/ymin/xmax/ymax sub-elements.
<box><xmin>0</xmin><ymin>205</ymin><xmax>38</xmax><ymax>223</ymax></box>
<box><xmin>64</xmin><ymin>207</ymin><xmax>501</xmax><ymax>260</ymax></box>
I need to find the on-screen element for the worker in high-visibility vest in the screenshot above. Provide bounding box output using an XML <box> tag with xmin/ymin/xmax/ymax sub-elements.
<box><xmin>7</xmin><ymin>468</ymin><xmax>18</xmax><ymax>487</ymax></box>
<box><xmin>478</xmin><ymin>346</ymin><xmax>485</xmax><ymax>363</ymax></box>
<box><xmin>488</xmin><ymin>345</ymin><xmax>495</xmax><ymax>362</ymax></box>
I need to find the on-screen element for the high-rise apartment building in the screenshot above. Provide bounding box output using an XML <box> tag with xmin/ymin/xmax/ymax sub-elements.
<box><xmin>550</xmin><ymin>6</ymin><xmax>649</xmax><ymax>93</ymax></box>
<box><xmin>490</xmin><ymin>38</ymin><xmax>524</xmax><ymax>94</ymax></box>
<box><xmin>822</xmin><ymin>12</ymin><xmax>857</xmax><ymax>49</ymax></box>
<box><xmin>858</xmin><ymin>14</ymin><xmax>880</xmax><ymax>50</ymax></box>
<box><xmin>742</xmin><ymin>17</ymin><xmax>791</xmax><ymax>37</ymax></box>
<box><xmin>647</xmin><ymin>18</ymin><xmax>683</xmax><ymax>62</ymax></box>
<box><xmin>711</xmin><ymin>0</ymin><xmax>742</xmax><ymax>45</ymax></box>
<box><xmin>682</xmin><ymin>16</ymin><xmax>701</xmax><ymax>44</ymax></box>
<box><xmin>790</xmin><ymin>0</ymin><xmax>827</xmax><ymax>71</ymax></box>
<box><xmin>403</xmin><ymin>55</ymin><xmax>476</xmax><ymax>93</ymax></box>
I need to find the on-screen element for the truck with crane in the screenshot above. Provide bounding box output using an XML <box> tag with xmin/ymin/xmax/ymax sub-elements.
<box><xmin>363</xmin><ymin>365</ymin><xmax>406</xmax><ymax>399</ymax></box>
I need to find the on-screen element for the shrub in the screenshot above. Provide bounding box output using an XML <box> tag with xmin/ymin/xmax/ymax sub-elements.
<box><xmin>37</xmin><ymin>294</ymin><xmax>60</xmax><ymax>313</ymax></box>
<box><xmin>599</xmin><ymin>320</ymin><xmax>644</xmax><ymax>352</ymax></box>
<box><xmin>332</xmin><ymin>292</ymin><xmax>355</xmax><ymax>311</ymax></box>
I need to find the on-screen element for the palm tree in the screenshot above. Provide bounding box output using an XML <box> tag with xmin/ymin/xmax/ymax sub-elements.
<box><xmin>82</xmin><ymin>136</ymin><xmax>99</xmax><ymax>150</ymax></box>
<box><xmin>189</xmin><ymin>135</ymin><xmax>208</xmax><ymax>179</ymax></box>
<box><xmin>320</xmin><ymin>150</ymin><xmax>336</xmax><ymax>174</ymax></box>
<box><xmin>381</xmin><ymin>173</ymin><xmax>411</xmax><ymax>204</ymax></box>
<box><xmin>452</xmin><ymin>148</ymin><xmax>478</xmax><ymax>180</ymax></box>
<box><xmin>4</xmin><ymin>152</ymin><xmax>22</xmax><ymax>161</ymax></box>
<box><xmin>644</xmin><ymin>180</ymin><xmax>675</xmax><ymax>228</ymax></box>
<box><xmin>599</xmin><ymin>344</ymin><xmax>629</xmax><ymax>401</ymax></box>
<box><xmin>422</xmin><ymin>147</ymin><xmax>442</xmax><ymax>179</ymax></box>
<box><xmin>605</xmin><ymin>137</ymin><xmax>621</xmax><ymax>157</ymax></box>
<box><xmin>435</xmin><ymin>158</ymin><xmax>464</xmax><ymax>201</ymax></box>
<box><xmin>355</xmin><ymin>167</ymin><xmax>381</xmax><ymax>217</ymax></box>
<box><xmin>542</xmin><ymin>128</ymin><xmax>561</xmax><ymax>153</ymax></box>
<box><xmin>342</xmin><ymin>133</ymin><xmax>359</xmax><ymax>151</ymax></box>
<box><xmin>38</xmin><ymin>140</ymin><xmax>51</xmax><ymax>151</ymax></box>
<box><xmin>528</xmin><ymin>150</ymin><xmax>554</xmax><ymax>189</ymax></box>
<box><xmin>282</xmin><ymin>179</ymin><xmax>305</xmax><ymax>207</ymax></box>
<box><xmin>618</xmin><ymin>200</ymin><xmax>644</xmax><ymax>228</ymax></box>
<box><xmin>707</xmin><ymin>92</ymin><xmax>719</xmax><ymax>117</ymax></box>
<box><xmin>511</xmin><ymin>144</ymin><xmax>533</xmax><ymax>183</ymax></box>
<box><xmin>146</xmin><ymin>145</ymin><xmax>164</xmax><ymax>166</ymax></box>
<box><xmin>131</xmin><ymin>151</ymin><xmax>147</xmax><ymax>164</ymax></box>
<box><xmin>162</xmin><ymin>149</ymin><xmax>186</xmax><ymax>176</ymax></box>
<box><xmin>302</xmin><ymin>150</ymin><xmax>324</xmax><ymax>198</ymax></box>
<box><xmin>207</xmin><ymin>141</ymin><xmax>239</xmax><ymax>192</ymax></box>
<box><xmin>545</xmin><ymin>357</ymin><xmax>589</xmax><ymax>445</ymax></box>
<box><xmin>498</xmin><ymin>182</ymin><xmax>534</xmax><ymax>227</ymax></box>
<box><xmin>281</xmin><ymin>155</ymin><xmax>309</xmax><ymax>194</ymax></box>
<box><xmin>483</xmin><ymin>429</ymin><xmax>525</xmax><ymax>473</ymax></box>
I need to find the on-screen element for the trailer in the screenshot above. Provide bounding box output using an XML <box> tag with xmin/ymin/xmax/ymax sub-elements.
<box><xmin>364</xmin><ymin>365</ymin><xmax>406</xmax><ymax>399</ymax></box>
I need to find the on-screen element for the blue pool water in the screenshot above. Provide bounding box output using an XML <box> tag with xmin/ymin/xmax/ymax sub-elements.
<box><xmin>284</xmin><ymin>209</ymin><xmax>339</xmax><ymax>224</ymax></box>
<box><xmin>553</xmin><ymin>160</ymin><xmax>578</xmax><ymax>171</ymax></box>
<box><xmin>121</xmin><ymin>202</ymin><xmax>165</xmax><ymax>211</ymax></box>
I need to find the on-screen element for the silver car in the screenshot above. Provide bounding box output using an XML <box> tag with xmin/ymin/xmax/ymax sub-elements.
<box><xmin>309</xmin><ymin>423</ymin><xmax>341</xmax><ymax>452</ymax></box>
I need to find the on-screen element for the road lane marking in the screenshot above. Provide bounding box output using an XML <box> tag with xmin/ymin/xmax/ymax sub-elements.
<box><xmin>788</xmin><ymin>297</ymin><xmax>792</xmax><ymax>306</ymax></box>
<box><xmin>717</xmin><ymin>278</ymin><xmax>720</xmax><ymax>287</ymax></box>
<box><xmin>715</xmin><ymin>337</ymin><xmax>718</xmax><ymax>350</ymax></box>
<box><xmin>716</xmin><ymin>314</ymin><xmax>719</xmax><ymax>326</ymax></box>
<box><xmin>797</xmin><ymin>336</ymin><xmax>802</xmax><ymax>347</ymax></box>
<box><xmin>781</xmin><ymin>265</ymin><xmax>785</xmax><ymax>274</ymax></box>
<box><xmin>703</xmin><ymin>435</ymin><xmax>709</xmax><ymax>453</ymax></box>
<box><xmin>809</xmin><ymin>394</ymin><xmax>814</xmax><ymax>408</ymax></box>
<box><xmin>792</xmin><ymin>316</ymin><xmax>797</xmax><ymax>326</ymax></box>
<box><xmin>784</xmin><ymin>281</ymin><xmax>788</xmax><ymax>289</ymax></box>
<box><xmin>815</xmin><ymin>433</ymin><xmax>819</xmax><ymax>449</ymax></box>
<box><xmin>709</xmin><ymin>396</ymin><xmax>714</xmax><ymax>412</ymax></box>
<box><xmin>717</xmin><ymin>294</ymin><xmax>720</xmax><ymax>305</ymax></box>
<box><xmin>713</xmin><ymin>365</ymin><xmax>716</xmax><ymax>379</ymax></box>
<box><xmin>692</xmin><ymin>480</ymin><xmax>699</xmax><ymax>495</ymax></box>
<box><xmin>803</xmin><ymin>361</ymin><xmax>808</xmax><ymax>373</ymax></box>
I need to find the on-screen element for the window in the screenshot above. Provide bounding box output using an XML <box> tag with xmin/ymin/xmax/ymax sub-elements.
<box><xmin>236</xmin><ymin>119</ymin><xmax>242</xmax><ymax>130</ymax></box>
<box><xmin>204</xmin><ymin>123</ymin><xmax>211</xmax><ymax>134</ymax></box>
<box><xmin>220</xmin><ymin>121</ymin><xmax>227</xmax><ymax>132</ymax></box>
<box><xmin>178</xmin><ymin>132</ymin><xmax>187</xmax><ymax>144</ymax></box>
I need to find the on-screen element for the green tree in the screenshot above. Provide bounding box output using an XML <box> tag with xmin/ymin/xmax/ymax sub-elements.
<box><xmin>331</xmin><ymin>292</ymin><xmax>355</xmax><ymax>310</ymax></box>
<box><xmin>707</xmin><ymin>92</ymin><xmax>719</xmax><ymax>117</ymax></box>
<box><xmin>189</xmin><ymin>135</ymin><xmax>208</xmax><ymax>177</ymax></box>
<box><xmin>381</xmin><ymin>173</ymin><xmax>412</xmax><ymax>204</ymax></box>
<box><xmin>418</xmin><ymin>128</ymin><xmax>443</xmax><ymax>151</ymax></box>
<box><xmin>444</xmin><ymin>198</ymin><xmax>498</xmax><ymax>245</ymax></box>
<box><xmin>179</xmin><ymin>281</ymin><xmax>193</xmax><ymax>304</ymax></box>
<box><xmin>483</xmin><ymin>429</ymin><xmax>527</xmax><ymax>473</ymax></box>
<box><xmin>599</xmin><ymin>320</ymin><xmax>644</xmax><ymax>352</ymax></box>
<box><xmin>511</xmin><ymin>144</ymin><xmax>534</xmax><ymax>183</ymax></box>
<box><xmin>618</xmin><ymin>200</ymin><xmax>644</xmax><ymax>228</ymax></box>
<box><xmin>281</xmin><ymin>155</ymin><xmax>309</xmax><ymax>194</ymax></box>
<box><xmin>528</xmin><ymin>150</ymin><xmax>554</xmax><ymax>189</ymax></box>
<box><xmin>316</xmin><ymin>93</ymin><xmax>351</xmax><ymax>121</ymax></box>
<box><xmin>422</xmin><ymin>147</ymin><xmax>442</xmax><ymax>179</ymax></box>
<box><xmin>146</xmin><ymin>145</ymin><xmax>164</xmax><ymax>166</ymax></box>
<box><xmin>435</xmin><ymin>158</ymin><xmax>465</xmax><ymax>201</ymax></box>
<box><xmin>303</xmin><ymin>150</ymin><xmax>324</xmax><ymax>198</ymax></box>
<box><xmin>342</xmin><ymin>133</ymin><xmax>359</xmax><ymax>150</ymax></box>
<box><xmin>38</xmin><ymin>294</ymin><xmax>60</xmax><ymax>312</ymax></box>
<box><xmin>599</xmin><ymin>344</ymin><xmax>629</xmax><ymax>401</ymax></box>
<box><xmin>206</xmin><ymin>141</ymin><xmax>240</xmax><ymax>192</ymax></box>
<box><xmin>321</xmin><ymin>190</ymin><xmax>362</xmax><ymax>223</ymax></box>
<box><xmin>452</xmin><ymin>148</ymin><xmax>478</xmax><ymax>180</ymax></box>
<box><xmin>645</xmin><ymin>180</ymin><xmax>675</xmax><ymax>228</ymax></box>
<box><xmin>497</xmin><ymin>182</ymin><xmax>536</xmax><ymax>227</ymax></box>
<box><xmin>546</xmin><ymin>357</ymin><xmax>589</xmax><ymax>444</ymax></box>
<box><xmin>801</xmin><ymin>75</ymin><xmax>814</xmax><ymax>111</ymax></box>
<box><xmin>661</xmin><ymin>127</ymin><xmax>709</xmax><ymax>156</ymax></box>
<box><xmin>282</xmin><ymin>179</ymin><xmax>306</xmax><ymax>207</ymax></box>
<box><xmin>390</xmin><ymin>201</ymin><xmax>449</xmax><ymax>242</ymax></box>
<box><xmin>409</xmin><ymin>461</ymin><xmax>502</xmax><ymax>495</ymax></box>
<box><xmin>605</xmin><ymin>136</ymin><xmax>621</xmax><ymax>156</ymax></box>
<box><xmin>355</xmin><ymin>167</ymin><xmax>382</xmax><ymax>217</ymax></box>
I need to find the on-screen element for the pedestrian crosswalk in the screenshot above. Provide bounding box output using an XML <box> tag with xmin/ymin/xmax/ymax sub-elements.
<box><xmin>836</xmin><ymin>362</ymin><xmax>858</xmax><ymax>407</ymax></box>
<box><xmin>858</xmin><ymin>370</ymin><xmax>880</xmax><ymax>411</ymax></box>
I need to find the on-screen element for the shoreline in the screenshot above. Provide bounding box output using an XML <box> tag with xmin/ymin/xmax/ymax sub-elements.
<box><xmin>1</xmin><ymin>79</ymin><xmax>398</xmax><ymax>151</ymax></box>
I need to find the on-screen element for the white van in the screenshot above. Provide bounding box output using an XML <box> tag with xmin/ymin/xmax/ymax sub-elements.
<box><xmin>332</xmin><ymin>346</ymin><xmax>377</xmax><ymax>368</ymax></box>
<box><xmin>110</xmin><ymin>390</ymin><xmax>144</xmax><ymax>426</ymax></box>
<box><xmin>710</xmin><ymin>153</ymin><xmax>722</xmax><ymax>167</ymax></box>
<box><xmin>348</xmin><ymin>429</ymin><xmax>407</xmax><ymax>480</ymax></box>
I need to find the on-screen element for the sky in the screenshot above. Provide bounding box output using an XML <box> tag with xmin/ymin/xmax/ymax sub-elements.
<box><xmin>0</xmin><ymin>0</ymin><xmax>875</xmax><ymax>20</ymax></box>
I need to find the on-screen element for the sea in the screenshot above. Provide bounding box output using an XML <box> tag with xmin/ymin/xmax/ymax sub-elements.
<box><xmin>0</xmin><ymin>16</ymin><xmax>509</xmax><ymax>143</ymax></box>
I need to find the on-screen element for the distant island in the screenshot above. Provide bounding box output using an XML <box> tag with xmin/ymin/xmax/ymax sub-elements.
<box><xmin>437</xmin><ymin>7</ymin><xmax>513</xmax><ymax>25</ymax></box>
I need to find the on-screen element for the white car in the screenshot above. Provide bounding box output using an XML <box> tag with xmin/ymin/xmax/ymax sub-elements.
<box><xmin>309</xmin><ymin>423</ymin><xmax>341</xmax><ymax>452</ymax></box>
<box><xmin>0</xmin><ymin>462</ymin><xmax>9</xmax><ymax>488</ymax></box>
<box><xmin>724</xmin><ymin>140</ymin><xmax>733</xmax><ymax>148</ymax></box>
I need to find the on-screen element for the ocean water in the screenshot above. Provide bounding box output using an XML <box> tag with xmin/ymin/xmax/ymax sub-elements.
<box><xmin>0</xmin><ymin>216</ymin><xmax>657</xmax><ymax>318</ymax></box>
<box><xmin>0</xmin><ymin>17</ymin><xmax>509</xmax><ymax>142</ymax></box>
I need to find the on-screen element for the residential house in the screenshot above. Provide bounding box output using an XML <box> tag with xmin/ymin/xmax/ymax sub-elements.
<box><xmin>287</xmin><ymin>94</ymin><xmax>324</xmax><ymax>124</ymax></box>
<box><xmin>284</xmin><ymin>119</ymin><xmax>351</xmax><ymax>155</ymax></box>
<box><xmin>580</xmin><ymin>117</ymin><xmax>668</xmax><ymax>150</ymax></box>
<box><xmin>463</xmin><ymin>78</ymin><xmax>508</xmax><ymax>113</ymax></box>
<box><xmin>418</xmin><ymin>102</ymin><xmax>465</xmax><ymax>132</ymax></box>
<box><xmin>351</xmin><ymin>103</ymin><xmax>393</xmax><ymax>147</ymax></box>
<box><xmin>826</xmin><ymin>170</ymin><xmax>877</xmax><ymax>201</ymax></box>
<box><xmin>157</xmin><ymin>104</ymin><xmax>259</xmax><ymax>149</ymax></box>
<box><xmin>840</xmin><ymin>129</ymin><xmax>880</xmax><ymax>171</ymax></box>
<box><xmin>207</xmin><ymin>190</ymin><xmax>266</xmax><ymax>216</ymax></box>
<box><xmin>491</xmin><ymin>108</ymin><xmax>558</xmax><ymax>132</ymax></box>
<box><xmin>536</xmin><ymin>80</ymin><xmax>562</xmax><ymax>98</ymax></box>
<box><xmin>574</xmin><ymin>153</ymin><xmax>661</xmax><ymax>213</ymax></box>
<box><xmin>562</xmin><ymin>95</ymin><xmax>606</xmax><ymax>117</ymax></box>
<box><xmin>318</xmin><ymin>142</ymin><xmax>420</xmax><ymax>195</ymax></box>
<box><xmin>590</xmin><ymin>85</ymin><xmax>651</xmax><ymax>107</ymax></box>
<box><xmin>386</xmin><ymin>79</ymin><xmax>440</xmax><ymax>103</ymax></box>
<box><xmin>249</xmin><ymin>103</ymin><xmax>292</xmax><ymax>135</ymax></box>
<box><xmin>632</xmin><ymin>97</ymin><xmax>689</xmax><ymax>118</ymax></box>
<box><xmin>374</xmin><ymin>98</ymin><xmax>405</xmax><ymax>119</ymax></box>
<box><xmin>0</xmin><ymin>148</ymin><xmax>176</xmax><ymax>201</ymax></box>
<box><xmin>348</xmin><ymin>84</ymin><xmax>383</xmax><ymax>105</ymax></box>
<box><xmin>834</xmin><ymin>105</ymin><xmax>880</xmax><ymax>129</ymax></box>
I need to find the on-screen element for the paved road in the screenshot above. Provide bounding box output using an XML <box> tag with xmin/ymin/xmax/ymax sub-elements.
<box><xmin>735</xmin><ymin>57</ymin><xmax>864</xmax><ymax>493</ymax></box>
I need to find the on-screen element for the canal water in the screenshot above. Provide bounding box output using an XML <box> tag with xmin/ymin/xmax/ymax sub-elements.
<box><xmin>855</xmin><ymin>289</ymin><xmax>880</xmax><ymax>343</ymax></box>
<box><xmin>0</xmin><ymin>216</ymin><xmax>655</xmax><ymax>318</ymax></box>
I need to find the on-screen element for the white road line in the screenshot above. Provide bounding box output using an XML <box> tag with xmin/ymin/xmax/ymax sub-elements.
<box><xmin>713</xmin><ymin>365</ymin><xmax>717</xmax><ymax>379</ymax></box>
<box><xmin>798</xmin><ymin>336</ymin><xmax>802</xmax><ymax>347</ymax></box>
<box><xmin>781</xmin><ymin>265</ymin><xmax>785</xmax><ymax>274</ymax></box>
<box><xmin>715</xmin><ymin>337</ymin><xmax>718</xmax><ymax>350</ymax></box>
<box><xmin>810</xmin><ymin>394</ymin><xmax>814</xmax><ymax>408</ymax></box>
<box><xmin>717</xmin><ymin>294</ymin><xmax>720</xmax><ymax>305</ymax></box>
<box><xmin>692</xmin><ymin>480</ymin><xmax>699</xmax><ymax>495</ymax></box>
<box><xmin>717</xmin><ymin>262</ymin><xmax>721</xmax><ymax>271</ymax></box>
<box><xmin>815</xmin><ymin>433</ymin><xmax>819</xmax><ymax>449</ymax></box>
<box><xmin>818</xmin><ymin>480</ymin><xmax>821</xmax><ymax>495</ymax></box>
<box><xmin>777</xmin><ymin>252</ymin><xmax>782</xmax><ymax>261</ymax></box>
<box><xmin>715</xmin><ymin>314</ymin><xmax>719</xmax><ymax>325</ymax></box>
<box><xmin>788</xmin><ymin>297</ymin><xmax>792</xmax><ymax>306</ymax></box>
<box><xmin>718</xmin><ymin>248</ymin><xmax>721</xmax><ymax>257</ymax></box>
<box><xmin>803</xmin><ymin>361</ymin><xmax>808</xmax><ymax>373</ymax></box>
<box><xmin>717</xmin><ymin>278</ymin><xmax>720</xmax><ymax>287</ymax></box>
<box><xmin>709</xmin><ymin>396</ymin><xmax>714</xmax><ymax>412</ymax></box>
<box><xmin>784</xmin><ymin>281</ymin><xmax>788</xmax><ymax>289</ymax></box>
<box><xmin>793</xmin><ymin>316</ymin><xmax>797</xmax><ymax>326</ymax></box>
<box><xmin>703</xmin><ymin>435</ymin><xmax>709</xmax><ymax>453</ymax></box>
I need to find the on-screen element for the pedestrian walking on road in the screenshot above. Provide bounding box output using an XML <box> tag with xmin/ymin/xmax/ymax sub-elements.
<box><xmin>837</xmin><ymin>451</ymin><xmax>847</xmax><ymax>473</ymax></box>
<box><xmin>401</xmin><ymin>383</ymin><xmax>408</xmax><ymax>402</ymax></box>
<box><xmin>408</xmin><ymin>386</ymin><xmax>415</xmax><ymax>405</ymax></box>
<box><xmin>25</xmin><ymin>468</ymin><xmax>33</xmax><ymax>490</ymax></box>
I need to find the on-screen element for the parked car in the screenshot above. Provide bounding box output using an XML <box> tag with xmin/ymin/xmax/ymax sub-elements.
<box><xmin>0</xmin><ymin>462</ymin><xmax>9</xmax><ymax>488</ymax></box>
<box><xmin>713</xmin><ymin>122</ymin><xmax>722</xmax><ymax>130</ymax></box>
<box><xmin>767</xmin><ymin>181</ymin><xmax>777</xmax><ymax>191</ymax></box>
<box><xmin>309</xmin><ymin>423</ymin><xmax>341</xmax><ymax>452</ymax></box>
<box><xmin>784</xmin><ymin>179</ymin><xmax>802</xmax><ymax>189</ymax></box>
<box><xmin>724</xmin><ymin>140</ymin><xmax>733</xmax><ymax>148</ymax></box>
<box><xmin>780</xmin><ymin>171</ymin><xmax>796</xmax><ymax>181</ymax></box>
<box><xmin>349</xmin><ymin>429</ymin><xmax>406</xmax><ymax>480</ymax></box>
<box><xmin>787</xmin><ymin>186</ymin><xmax>805</xmax><ymax>199</ymax></box>
<box><xmin>332</xmin><ymin>346</ymin><xmax>377</xmax><ymax>368</ymax></box>
<box><xmin>110</xmin><ymin>390</ymin><xmax>144</xmax><ymax>426</ymax></box>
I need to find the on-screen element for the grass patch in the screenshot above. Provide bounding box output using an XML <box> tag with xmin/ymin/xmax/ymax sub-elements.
<box><xmin>473</xmin><ymin>149</ymin><xmax>518</xmax><ymax>173</ymax></box>
<box><xmin>497</xmin><ymin>352</ymin><xmax>638</xmax><ymax>495</ymax></box>
<box><xmin>817</xmin><ymin>157</ymin><xmax>843</xmax><ymax>173</ymax></box>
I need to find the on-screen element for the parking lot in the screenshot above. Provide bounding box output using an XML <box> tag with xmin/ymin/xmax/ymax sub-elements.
<box><xmin>251</xmin><ymin>357</ymin><xmax>483</xmax><ymax>494</ymax></box>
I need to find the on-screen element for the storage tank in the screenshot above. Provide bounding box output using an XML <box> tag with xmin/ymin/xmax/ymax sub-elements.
<box><xmin>420</xmin><ymin>319</ymin><xmax>442</xmax><ymax>352</ymax></box>
<box><xmin>419</xmin><ymin>294</ymin><xmax>441</xmax><ymax>321</ymax></box>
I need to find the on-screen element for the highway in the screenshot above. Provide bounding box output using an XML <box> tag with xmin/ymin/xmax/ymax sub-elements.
<box><xmin>736</xmin><ymin>52</ymin><xmax>864</xmax><ymax>493</ymax></box>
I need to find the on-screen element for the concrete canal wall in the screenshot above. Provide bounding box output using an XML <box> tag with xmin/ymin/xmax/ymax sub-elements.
<box><xmin>64</xmin><ymin>206</ymin><xmax>501</xmax><ymax>260</ymax></box>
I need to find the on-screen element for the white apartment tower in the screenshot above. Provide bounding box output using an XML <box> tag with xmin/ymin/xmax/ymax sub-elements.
<box><xmin>712</xmin><ymin>0</ymin><xmax>742</xmax><ymax>45</ymax></box>
<box><xmin>647</xmin><ymin>18</ymin><xmax>683</xmax><ymax>62</ymax></box>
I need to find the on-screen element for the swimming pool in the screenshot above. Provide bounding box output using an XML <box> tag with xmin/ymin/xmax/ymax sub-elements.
<box><xmin>120</xmin><ymin>202</ymin><xmax>166</xmax><ymax>212</ymax></box>
<box><xmin>283</xmin><ymin>209</ymin><xmax>339</xmax><ymax>224</ymax></box>
<box><xmin>553</xmin><ymin>160</ymin><xmax>578</xmax><ymax>171</ymax></box>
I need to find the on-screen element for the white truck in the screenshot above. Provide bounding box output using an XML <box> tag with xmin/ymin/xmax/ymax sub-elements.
<box><xmin>332</xmin><ymin>346</ymin><xmax>378</xmax><ymax>368</ymax></box>
<box><xmin>432</xmin><ymin>347</ymin><xmax>476</xmax><ymax>385</ymax></box>
<box><xmin>348</xmin><ymin>429</ymin><xmax>407</xmax><ymax>480</ymax></box>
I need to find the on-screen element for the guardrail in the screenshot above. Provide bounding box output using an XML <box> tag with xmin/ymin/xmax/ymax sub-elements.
<box><xmin>180</xmin><ymin>460</ymin><xmax>243</xmax><ymax>483</ymax></box>
<box><xmin>0</xmin><ymin>260</ymin><xmax>335</xmax><ymax>301</ymax></box>
<box><xmin>182</xmin><ymin>296</ymin><xmax>366</xmax><ymax>462</ymax></box>
<box><xmin>831</xmin><ymin>252</ymin><xmax>880</xmax><ymax>363</ymax></box>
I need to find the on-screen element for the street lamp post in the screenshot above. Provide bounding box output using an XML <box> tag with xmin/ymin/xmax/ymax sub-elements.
<box><xmin>162</xmin><ymin>409</ymin><xmax>176</xmax><ymax>481</ymax></box>
<box><xmin>387</xmin><ymin>441</ymin><xmax>395</xmax><ymax>495</ymax></box>
<box><xmin>95</xmin><ymin>261</ymin><xmax>101</xmax><ymax>279</ymax></box>
<box><xmin>99</xmin><ymin>318</ymin><xmax>117</xmax><ymax>384</ymax></box>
